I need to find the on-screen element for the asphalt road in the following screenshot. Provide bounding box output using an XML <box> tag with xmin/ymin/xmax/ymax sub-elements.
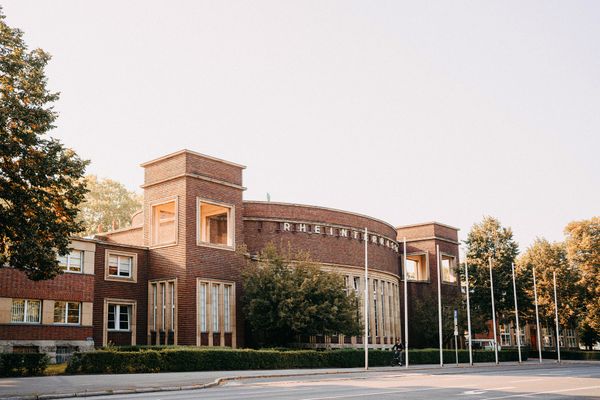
<box><xmin>71</xmin><ymin>363</ymin><xmax>600</xmax><ymax>400</ymax></box>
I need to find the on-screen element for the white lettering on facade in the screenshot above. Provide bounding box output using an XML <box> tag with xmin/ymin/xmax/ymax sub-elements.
<box><xmin>277</xmin><ymin>220</ymin><xmax>398</xmax><ymax>252</ymax></box>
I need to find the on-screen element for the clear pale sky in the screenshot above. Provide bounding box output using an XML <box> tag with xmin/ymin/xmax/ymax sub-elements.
<box><xmin>3</xmin><ymin>1</ymin><xmax>599</xmax><ymax>251</ymax></box>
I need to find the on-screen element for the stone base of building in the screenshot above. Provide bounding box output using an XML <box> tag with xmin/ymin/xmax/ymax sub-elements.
<box><xmin>0</xmin><ymin>339</ymin><xmax>95</xmax><ymax>364</ymax></box>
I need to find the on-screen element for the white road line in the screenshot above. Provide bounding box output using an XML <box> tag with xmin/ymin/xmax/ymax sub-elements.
<box><xmin>479</xmin><ymin>384</ymin><xmax>600</xmax><ymax>399</ymax></box>
<box><xmin>509</xmin><ymin>378</ymin><xmax>546</xmax><ymax>383</ymax></box>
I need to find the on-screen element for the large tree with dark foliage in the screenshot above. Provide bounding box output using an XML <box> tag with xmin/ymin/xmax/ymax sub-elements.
<box><xmin>0</xmin><ymin>9</ymin><xmax>88</xmax><ymax>280</ymax></box>
<box><xmin>464</xmin><ymin>216</ymin><xmax>531</xmax><ymax>334</ymax></box>
<box><xmin>242</xmin><ymin>243</ymin><xmax>361</xmax><ymax>347</ymax></box>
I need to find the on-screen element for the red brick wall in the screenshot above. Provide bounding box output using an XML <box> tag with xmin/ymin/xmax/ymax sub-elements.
<box><xmin>0</xmin><ymin>268</ymin><xmax>94</xmax><ymax>302</ymax></box>
<box><xmin>103</xmin><ymin>227</ymin><xmax>144</xmax><ymax>247</ymax></box>
<box><xmin>92</xmin><ymin>243</ymin><xmax>148</xmax><ymax>346</ymax></box>
<box><xmin>142</xmin><ymin>151</ymin><xmax>246</xmax><ymax>347</ymax></box>
<box><xmin>243</xmin><ymin>202</ymin><xmax>399</xmax><ymax>276</ymax></box>
<box><xmin>0</xmin><ymin>324</ymin><xmax>92</xmax><ymax>340</ymax></box>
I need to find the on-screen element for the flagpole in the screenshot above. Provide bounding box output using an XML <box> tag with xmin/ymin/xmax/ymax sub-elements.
<box><xmin>533</xmin><ymin>267</ymin><xmax>542</xmax><ymax>363</ymax></box>
<box><xmin>489</xmin><ymin>257</ymin><xmax>499</xmax><ymax>364</ymax></box>
<box><xmin>403</xmin><ymin>237</ymin><xmax>408</xmax><ymax>368</ymax></box>
<box><xmin>465</xmin><ymin>257</ymin><xmax>473</xmax><ymax>366</ymax></box>
<box><xmin>437</xmin><ymin>244</ymin><xmax>444</xmax><ymax>367</ymax></box>
<box><xmin>511</xmin><ymin>263</ymin><xmax>522</xmax><ymax>363</ymax></box>
<box><xmin>364</xmin><ymin>227</ymin><xmax>369</xmax><ymax>370</ymax></box>
<box><xmin>553</xmin><ymin>270</ymin><xmax>561</xmax><ymax>364</ymax></box>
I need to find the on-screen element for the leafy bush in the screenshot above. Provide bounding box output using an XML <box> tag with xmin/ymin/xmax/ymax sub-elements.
<box><xmin>529</xmin><ymin>350</ymin><xmax>600</xmax><ymax>361</ymax></box>
<box><xmin>66</xmin><ymin>347</ymin><xmax>527</xmax><ymax>374</ymax></box>
<box><xmin>0</xmin><ymin>353</ymin><xmax>49</xmax><ymax>376</ymax></box>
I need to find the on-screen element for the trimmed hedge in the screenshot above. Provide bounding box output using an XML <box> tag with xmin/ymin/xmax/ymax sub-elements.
<box><xmin>529</xmin><ymin>350</ymin><xmax>600</xmax><ymax>361</ymax></box>
<box><xmin>66</xmin><ymin>347</ymin><xmax>527</xmax><ymax>374</ymax></box>
<box><xmin>0</xmin><ymin>353</ymin><xmax>49</xmax><ymax>377</ymax></box>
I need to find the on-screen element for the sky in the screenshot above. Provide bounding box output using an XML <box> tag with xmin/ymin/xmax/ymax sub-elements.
<box><xmin>2</xmin><ymin>1</ymin><xmax>599</xmax><ymax>251</ymax></box>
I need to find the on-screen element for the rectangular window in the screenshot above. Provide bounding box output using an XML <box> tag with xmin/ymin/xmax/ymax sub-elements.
<box><xmin>108</xmin><ymin>254</ymin><xmax>132</xmax><ymax>278</ymax></box>
<box><xmin>200</xmin><ymin>283</ymin><xmax>207</xmax><ymax>332</ymax></box>
<box><xmin>373</xmin><ymin>280</ymin><xmax>378</xmax><ymax>337</ymax></box>
<box><xmin>224</xmin><ymin>285</ymin><xmax>231</xmax><ymax>333</ymax></box>
<box><xmin>108</xmin><ymin>304</ymin><xmax>130</xmax><ymax>331</ymax></box>
<box><xmin>380</xmin><ymin>282</ymin><xmax>386</xmax><ymax>335</ymax></box>
<box><xmin>405</xmin><ymin>254</ymin><xmax>428</xmax><ymax>281</ymax></box>
<box><xmin>170</xmin><ymin>282</ymin><xmax>175</xmax><ymax>330</ymax></box>
<box><xmin>152</xmin><ymin>284</ymin><xmax>157</xmax><ymax>331</ymax></box>
<box><xmin>353</xmin><ymin>277</ymin><xmax>360</xmax><ymax>293</ymax></box>
<box><xmin>58</xmin><ymin>250</ymin><xmax>83</xmax><ymax>273</ymax></box>
<box><xmin>161</xmin><ymin>283</ymin><xmax>166</xmax><ymax>330</ymax></box>
<box><xmin>54</xmin><ymin>302</ymin><xmax>80</xmax><ymax>324</ymax></box>
<box><xmin>212</xmin><ymin>284</ymin><xmax>219</xmax><ymax>332</ymax></box>
<box><xmin>500</xmin><ymin>324</ymin><xmax>511</xmax><ymax>346</ymax></box>
<box><xmin>10</xmin><ymin>299</ymin><xmax>41</xmax><ymax>323</ymax></box>
<box><xmin>198</xmin><ymin>200</ymin><xmax>233</xmax><ymax>247</ymax></box>
<box><xmin>442</xmin><ymin>255</ymin><xmax>457</xmax><ymax>283</ymax></box>
<box><xmin>151</xmin><ymin>200</ymin><xmax>176</xmax><ymax>246</ymax></box>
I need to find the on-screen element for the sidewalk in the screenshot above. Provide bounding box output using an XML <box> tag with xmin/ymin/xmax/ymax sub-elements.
<box><xmin>0</xmin><ymin>360</ymin><xmax>589</xmax><ymax>400</ymax></box>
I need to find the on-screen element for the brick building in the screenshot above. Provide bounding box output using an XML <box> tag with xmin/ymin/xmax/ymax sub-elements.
<box><xmin>0</xmin><ymin>150</ymin><xmax>461</xmax><ymax>361</ymax></box>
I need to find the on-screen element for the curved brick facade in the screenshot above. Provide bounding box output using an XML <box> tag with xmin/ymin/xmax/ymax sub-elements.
<box><xmin>243</xmin><ymin>201</ymin><xmax>400</xmax><ymax>276</ymax></box>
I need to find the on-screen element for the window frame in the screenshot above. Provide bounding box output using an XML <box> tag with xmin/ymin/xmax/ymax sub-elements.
<box><xmin>441</xmin><ymin>253</ymin><xmax>458</xmax><ymax>284</ymax></box>
<box><xmin>150</xmin><ymin>197</ymin><xmax>178</xmax><ymax>248</ymax></box>
<box><xmin>404</xmin><ymin>252</ymin><xmax>429</xmax><ymax>282</ymax></box>
<box><xmin>53</xmin><ymin>301</ymin><xmax>81</xmax><ymax>325</ymax></box>
<box><xmin>10</xmin><ymin>299</ymin><xmax>42</xmax><ymax>324</ymax></box>
<box><xmin>58</xmin><ymin>250</ymin><xmax>84</xmax><ymax>274</ymax></box>
<box><xmin>104</xmin><ymin>250</ymin><xmax>138</xmax><ymax>283</ymax></box>
<box><xmin>196</xmin><ymin>197</ymin><xmax>235</xmax><ymax>250</ymax></box>
<box><xmin>108</xmin><ymin>304</ymin><xmax>131</xmax><ymax>332</ymax></box>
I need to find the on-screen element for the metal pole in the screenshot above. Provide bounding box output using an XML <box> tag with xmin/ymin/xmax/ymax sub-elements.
<box><xmin>553</xmin><ymin>271</ymin><xmax>561</xmax><ymax>364</ymax></box>
<box><xmin>489</xmin><ymin>257</ymin><xmax>499</xmax><ymax>364</ymax></box>
<box><xmin>511</xmin><ymin>263</ymin><xmax>522</xmax><ymax>363</ymax></box>
<box><xmin>465</xmin><ymin>258</ymin><xmax>473</xmax><ymax>366</ymax></box>
<box><xmin>455</xmin><ymin>333</ymin><xmax>458</xmax><ymax>366</ymax></box>
<box><xmin>437</xmin><ymin>244</ymin><xmax>444</xmax><ymax>367</ymax></box>
<box><xmin>403</xmin><ymin>237</ymin><xmax>409</xmax><ymax>368</ymax></box>
<box><xmin>364</xmin><ymin>227</ymin><xmax>369</xmax><ymax>370</ymax></box>
<box><xmin>533</xmin><ymin>267</ymin><xmax>542</xmax><ymax>363</ymax></box>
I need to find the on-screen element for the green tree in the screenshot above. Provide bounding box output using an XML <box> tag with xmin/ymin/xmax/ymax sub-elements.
<box><xmin>77</xmin><ymin>175</ymin><xmax>142</xmax><ymax>235</ymax></box>
<box><xmin>242</xmin><ymin>243</ymin><xmax>361</xmax><ymax>347</ymax></box>
<box><xmin>410</xmin><ymin>291</ymin><xmax>466</xmax><ymax>349</ymax></box>
<box><xmin>0</xmin><ymin>9</ymin><xmax>88</xmax><ymax>280</ymax></box>
<box><xmin>564</xmin><ymin>217</ymin><xmax>600</xmax><ymax>346</ymax></box>
<box><xmin>464</xmin><ymin>217</ymin><xmax>531</xmax><ymax>334</ymax></box>
<box><xmin>517</xmin><ymin>239</ymin><xmax>582</xmax><ymax>331</ymax></box>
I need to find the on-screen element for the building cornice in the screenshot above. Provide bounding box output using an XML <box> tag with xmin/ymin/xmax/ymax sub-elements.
<box><xmin>396</xmin><ymin>221</ymin><xmax>460</xmax><ymax>231</ymax></box>
<box><xmin>140</xmin><ymin>149</ymin><xmax>246</xmax><ymax>169</ymax></box>
<box><xmin>141</xmin><ymin>172</ymin><xmax>246</xmax><ymax>191</ymax></box>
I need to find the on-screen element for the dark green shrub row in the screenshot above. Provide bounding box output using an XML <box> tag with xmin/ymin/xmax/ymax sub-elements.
<box><xmin>0</xmin><ymin>353</ymin><xmax>49</xmax><ymax>377</ymax></box>
<box><xmin>407</xmin><ymin>348</ymin><xmax>528</xmax><ymax>364</ymax></box>
<box><xmin>529</xmin><ymin>350</ymin><xmax>600</xmax><ymax>361</ymax></box>
<box><xmin>67</xmin><ymin>347</ymin><xmax>527</xmax><ymax>374</ymax></box>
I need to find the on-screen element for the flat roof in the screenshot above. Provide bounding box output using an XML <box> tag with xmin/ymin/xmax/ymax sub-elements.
<box><xmin>140</xmin><ymin>149</ymin><xmax>246</xmax><ymax>169</ymax></box>
<box><xmin>396</xmin><ymin>221</ymin><xmax>460</xmax><ymax>231</ymax></box>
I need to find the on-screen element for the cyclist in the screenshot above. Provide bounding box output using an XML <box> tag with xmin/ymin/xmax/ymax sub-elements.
<box><xmin>391</xmin><ymin>340</ymin><xmax>404</xmax><ymax>366</ymax></box>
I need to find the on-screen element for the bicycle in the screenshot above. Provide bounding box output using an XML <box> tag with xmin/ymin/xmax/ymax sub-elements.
<box><xmin>390</xmin><ymin>350</ymin><xmax>403</xmax><ymax>366</ymax></box>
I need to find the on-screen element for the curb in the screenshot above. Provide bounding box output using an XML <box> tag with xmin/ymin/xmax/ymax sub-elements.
<box><xmin>2</xmin><ymin>361</ymin><xmax>595</xmax><ymax>400</ymax></box>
